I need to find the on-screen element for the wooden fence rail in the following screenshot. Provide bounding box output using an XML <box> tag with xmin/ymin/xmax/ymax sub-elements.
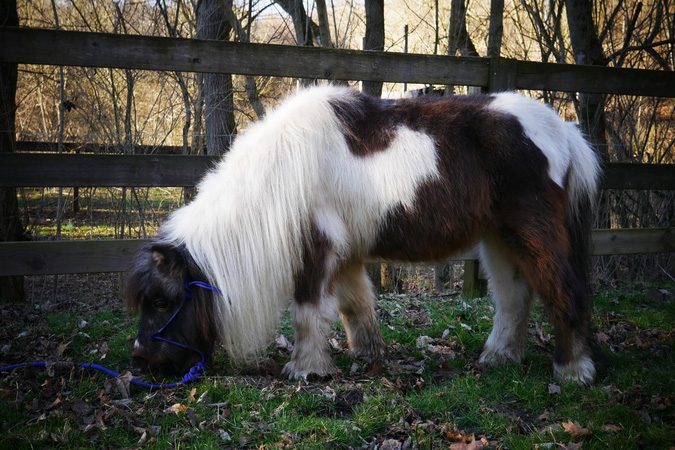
<box><xmin>1</xmin><ymin>154</ymin><xmax>674</xmax><ymax>190</ymax></box>
<box><xmin>0</xmin><ymin>26</ymin><xmax>673</xmax><ymax>286</ymax></box>
<box><xmin>1</xmin><ymin>228</ymin><xmax>673</xmax><ymax>277</ymax></box>
<box><xmin>1</xmin><ymin>154</ymin><xmax>672</xmax><ymax>278</ymax></box>
<box><xmin>1</xmin><ymin>27</ymin><xmax>675</xmax><ymax>96</ymax></box>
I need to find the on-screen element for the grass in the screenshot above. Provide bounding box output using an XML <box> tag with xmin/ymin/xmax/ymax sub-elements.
<box><xmin>19</xmin><ymin>186</ymin><xmax>183</xmax><ymax>240</ymax></box>
<box><xmin>1</xmin><ymin>281</ymin><xmax>674</xmax><ymax>449</ymax></box>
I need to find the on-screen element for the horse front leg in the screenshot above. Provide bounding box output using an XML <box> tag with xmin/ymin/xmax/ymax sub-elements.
<box><xmin>281</xmin><ymin>298</ymin><xmax>338</xmax><ymax>380</ymax></box>
<box><xmin>282</xmin><ymin>227</ymin><xmax>338</xmax><ymax>380</ymax></box>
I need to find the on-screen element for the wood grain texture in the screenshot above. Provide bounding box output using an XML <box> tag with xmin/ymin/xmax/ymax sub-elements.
<box><xmin>0</xmin><ymin>239</ymin><xmax>148</xmax><ymax>275</ymax></box>
<box><xmin>1</xmin><ymin>229</ymin><xmax>671</xmax><ymax>276</ymax></box>
<box><xmin>600</xmin><ymin>163</ymin><xmax>675</xmax><ymax>190</ymax></box>
<box><xmin>592</xmin><ymin>228</ymin><xmax>674</xmax><ymax>256</ymax></box>
<box><xmin>515</xmin><ymin>59</ymin><xmax>675</xmax><ymax>97</ymax></box>
<box><xmin>0</xmin><ymin>27</ymin><xmax>489</xmax><ymax>86</ymax></box>
<box><xmin>0</xmin><ymin>154</ymin><xmax>218</xmax><ymax>187</ymax></box>
<box><xmin>2</xmin><ymin>154</ymin><xmax>672</xmax><ymax>190</ymax></box>
<box><xmin>2</xmin><ymin>28</ymin><xmax>674</xmax><ymax>96</ymax></box>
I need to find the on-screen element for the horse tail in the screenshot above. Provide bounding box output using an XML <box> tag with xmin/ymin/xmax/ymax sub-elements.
<box><xmin>564</xmin><ymin>123</ymin><xmax>601</xmax><ymax>288</ymax></box>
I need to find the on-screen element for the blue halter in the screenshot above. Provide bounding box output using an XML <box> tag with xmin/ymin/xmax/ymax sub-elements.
<box><xmin>1</xmin><ymin>279</ymin><xmax>222</xmax><ymax>390</ymax></box>
<box><xmin>144</xmin><ymin>279</ymin><xmax>222</xmax><ymax>383</ymax></box>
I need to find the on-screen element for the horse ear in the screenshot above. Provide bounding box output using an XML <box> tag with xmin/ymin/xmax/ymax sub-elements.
<box><xmin>150</xmin><ymin>243</ymin><xmax>181</xmax><ymax>275</ymax></box>
<box><xmin>152</xmin><ymin>250</ymin><xmax>166</xmax><ymax>268</ymax></box>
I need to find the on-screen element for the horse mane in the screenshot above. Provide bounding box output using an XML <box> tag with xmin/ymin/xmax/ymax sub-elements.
<box><xmin>161</xmin><ymin>86</ymin><xmax>353</xmax><ymax>363</ymax></box>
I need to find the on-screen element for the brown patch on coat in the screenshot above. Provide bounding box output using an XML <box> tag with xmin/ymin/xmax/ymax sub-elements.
<box><xmin>329</xmin><ymin>94</ymin><xmax>492</xmax><ymax>157</ymax></box>
<box><xmin>293</xmin><ymin>223</ymin><xmax>334</xmax><ymax>305</ymax></box>
<box><xmin>332</xmin><ymin>91</ymin><xmax>593</xmax><ymax>367</ymax></box>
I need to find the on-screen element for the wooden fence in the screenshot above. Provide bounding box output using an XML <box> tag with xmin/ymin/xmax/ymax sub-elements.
<box><xmin>0</xmin><ymin>27</ymin><xmax>674</xmax><ymax>290</ymax></box>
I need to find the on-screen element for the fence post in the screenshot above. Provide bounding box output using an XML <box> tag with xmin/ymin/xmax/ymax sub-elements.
<box><xmin>462</xmin><ymin>58</ymin><xmax>518</xmax><ymax>299</ymax></box>
<box><xmin>463</xmin><ymin>258</ymin><xmax>487</xmax><ymax>299</ymax></box>
<box><xmin>488</xmin><ymin>57</ymin><xmax>518</xmax><ymax>92</ymax></box>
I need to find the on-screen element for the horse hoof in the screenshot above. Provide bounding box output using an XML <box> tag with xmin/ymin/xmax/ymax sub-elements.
<box><xmin>554</xmin><ymin>356</ymin><xmax>595</xmax><ymax>385</ymax></box>
<box><xmin>281</xmin><ymin>360</ymin><xmax>336</xmax><ymax>381</ymax></box>
<box><xmin>478</xmin><ymin>347</ymin><xmax>524</xmax><ymax>365</ymax></box>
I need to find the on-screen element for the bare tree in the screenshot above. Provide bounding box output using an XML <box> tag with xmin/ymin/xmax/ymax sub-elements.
<box><xmin>487</xmin><ymin>0</ymin><xmax>505</xmax><ymax>58</ymax></box>
<box><xmin>315</xmin><ymin>0</ymin><xmax>334</xmax><ymax>48</ymax></box>
<box><xmin>199</xmin><ymin>0</ymin><xmax>237</xmax><ymax>155</ymax></box>
<box><xmin>448</xmin><ymin>0</ymin><xmax>479</xmax><ymax>57</ymax></box>
<box><xmin>565</xmin><ymin>0</ymin><xmax>609</xmax><ymax>162</ymax></box>
<box><xmin>217</xmin><ymin>0</ymin><xmax>266</xmax><ymax>118</ymax></box>
<box><xmin>275</xmin><ymin>0</ymin><xmax>316</xmax><ymax>46</ymax></box>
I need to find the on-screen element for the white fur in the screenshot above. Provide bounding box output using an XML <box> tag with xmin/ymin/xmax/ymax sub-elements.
<box><xmin>282</xmin><ymin>296</ymin><xmax>338</xmax><ymax>379</ymax></box>
<box><xmin>554</xmin><ymin>353</ymin><xmax>596</xmax><ymax>385</ymax></box>
<box><xmin>478</xmin><ymin>236</ymin><xmax>533</xmax><ymax>365</ymax></box>
<box><xmin>162</xmin><ymin>86</ymin><xmax>441</xmax><ymax>365</ymax></box>
<box><xmin>160</xmin><ymin>87</ymin><xmax>599</xmax><ymax>381</ymax></box>
<box><xmin>488</xmin><ymin>93</ymin><xmax>600</xmax><ymax>210</ymax></box>
<box><xmin>318</xmin><ymin>123</ymin><xmax>441</xmax><ymax>256</ymax></box>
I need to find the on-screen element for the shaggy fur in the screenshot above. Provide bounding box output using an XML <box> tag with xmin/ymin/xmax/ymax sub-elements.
<box><xmin>126</xmin><ymin>86</ymin><xmax>600</xmax><ymax>384</ymax></box>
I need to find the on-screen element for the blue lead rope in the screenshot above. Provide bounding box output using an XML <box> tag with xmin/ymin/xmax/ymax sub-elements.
<box><xmin>0</xmin><ymin>280</ymin><xmax>221</xmax><ymax>390</ymax></box>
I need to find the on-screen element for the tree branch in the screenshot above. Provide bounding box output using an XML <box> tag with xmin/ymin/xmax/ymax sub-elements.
<box><xmin>216</xmin><ymin>0</ymin><xmax>265</xmax><ymax>118</ymax></box>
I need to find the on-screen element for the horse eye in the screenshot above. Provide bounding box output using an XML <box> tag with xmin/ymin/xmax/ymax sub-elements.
<box><xmin>153</xmin><ymin>299</ymin><xmax>169</xmax><ymax>311</ymax></box>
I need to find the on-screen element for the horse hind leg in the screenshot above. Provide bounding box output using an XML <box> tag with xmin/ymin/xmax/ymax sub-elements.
<box><xmin>504</xmin><ymin>224</ymin><xmax>595</xmax><ymax>384</ymax></box>
<box><xmin>334</xmin><ymin>260</ymin><xmax>385</xmax><ymax>361</ymax></box>
<box><xmin>478</xmin><ymin>236</ymin><xmax>534</xmax><ymax>366</ymax></box>
<box><xmin>549</xmin><ymin>265</ymin><xmax>595</xmax><ymax>384</ymax></box>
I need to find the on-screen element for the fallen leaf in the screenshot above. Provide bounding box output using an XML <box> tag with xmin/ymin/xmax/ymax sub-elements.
<box><xmin>601</xmin><ymin>424</ymin><xmax>622</xmax><ymax>433</ymax></box>
<box><xmin>449</xmin><ymin>434</ymin><xmax>486</xmax><ymax>449</ymax></box>
<box><xmin>166</xmin><ymin>403</ymin><xmax>187</xmax><ymax>414</ymax></box>
<box><xmin>380</xmin><ymin>438</ymin><xmax>402</xmax><ymax>450</ymax></box>
<box><xmin>186</xmin><ymin>407</ymin><xmax>198</xmax><ymax>427</ymax></box>
<box><xmin>596</xmin><ymin>331</ymin><xmax>610</xmax><ymax>343</ymax></box>
<box><xmin>70</xmin><ymin>397</ymin><xmax>92</xmax><ymax>416</ymax></box>
<box><xmin>275</xmin><ymin>335</ymin><xmax>294</xmax><ymax>352</ymax></box>
<box><xmin>137</xmin><ymin>430</ymin><xmax>148</xmax><ymax>445</ymax></box>
<box><xmin>188</xmin><ymin>387</ymin><xmax>197</xmax><ymax>402</ymax></box>
<box><xmin>381</xmin><ymin>377</ymin><xmax>401</xmax><ymax>393</ymax></box>
<box><xmin>218</xmin><ymin>429</ymin><xmax>232</xmax><ymax>441</ymax></box>
<box><xmin>562</xmin><ymin>421</ymin><xmax>591</xmax><ymax>438</ymax></box>
<box><xmin>56</xmin><ymin>341</ymin><xmax>70</xmax><ymax>357</ymax></box>
<box><xmin>416</xmin><ymin>335</ymin><xmax>434</xmax><ymax>348</ymax></box>
<box><xmin>548</xmin><ymin>384</ymin><xmax>562</xmax><ymax>395</ymax></box>
<box><xmin>460</xmin><ymin>323</ymin><xmax>473</xmax><ymax>332</ymax></box>
<box><xmin>196</xmin><ymin>390</ymin><xmax>210</xmax><ymax>404</ymax></box>
<box><xmin>365</xmin><ymin>361</ymin><xmax>384</xmax><ymax>376</ymax></box>
<box><xmin>538</xmin><ymin>410</ymin><xmax>550</xmax><ymax>421</ymax></box>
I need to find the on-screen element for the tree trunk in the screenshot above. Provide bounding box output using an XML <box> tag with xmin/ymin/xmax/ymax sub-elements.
<box><xmin>199</xmin><ymin>0</ymin><xmax>237</xmax><ymax>156</ymax></box>
<box><xmin>362</xmin><ymin>0</ymin><xmax>384</xmax><ymax>97</ymax></box>
<box><xmin>447</xmin><ymin>0</ymin><xmax>481</xmax><ymax>95</ymax></box>
<box><xmin>565</xmin><ymin>0</ymin><xmax>609</xmax><ymax>163</ymax></box>
<box><xmin>315</xmin><ymin>0</ymin><xmax>333</xmax><ymax>48</ymax></box>
<box><xmin>274</xmin><ymin>0</ymin><xmax>314</xmax><ymax>47</ymax></box>
<box><xmin>0</xmin><ymin>0</ymin><xmax>25</xmax><ymax>302</ymax></box>
<box><xmin>487</xmin><ymin>0</ymin><xmax>504</xmax><ymax>58</ymax></box>
<box><xmin>448</xmin><ymin>0</ymin><xmax>479</xmax><ymax>57</ymax></box>
<box><xmin>434</xmin><ymin>262</ymin><xmax>453</xmax><ymax>292</ymax></box>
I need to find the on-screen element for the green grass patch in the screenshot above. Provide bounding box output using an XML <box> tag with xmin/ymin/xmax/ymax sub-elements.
<box><xmin>2</xmin><ymin>282</ymin><xmax>674</xmax><ymax>448</ymax></box>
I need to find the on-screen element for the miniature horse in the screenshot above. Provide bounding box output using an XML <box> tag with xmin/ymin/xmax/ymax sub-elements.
<box><xmin>126</xmin><ymin>86</ymin><xmax>600</xmax><ymax>384</ymax></box>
